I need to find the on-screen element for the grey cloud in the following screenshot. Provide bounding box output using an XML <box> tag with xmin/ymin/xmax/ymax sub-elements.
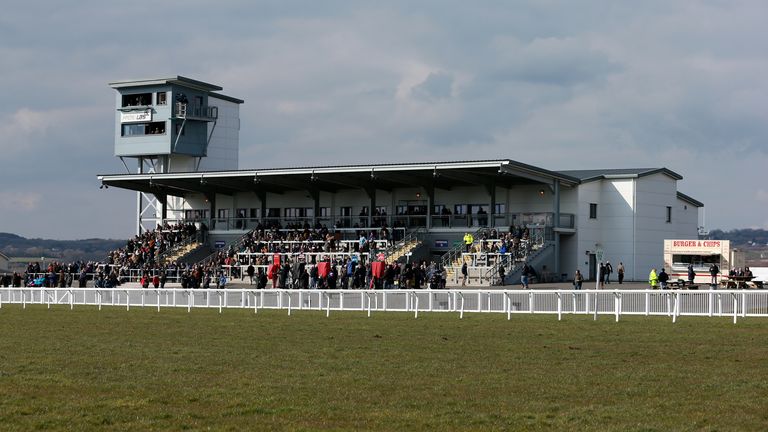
<box><xmin>411</xmin><ymin>72</ymin><xmax>454</xmax><ymax>101</ymax></box>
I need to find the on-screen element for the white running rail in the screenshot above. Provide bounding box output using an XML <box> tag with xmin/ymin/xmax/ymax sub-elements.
<box><xmin>1</xmin><ymin>288</ymin><xmax>767</xmax><ymax>324</ymax></box>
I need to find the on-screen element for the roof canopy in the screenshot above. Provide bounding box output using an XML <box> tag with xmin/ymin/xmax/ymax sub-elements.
<box><xmin>98</xmin><ymin>159</ymin><xmax>581</xmax><ymax>197</ymax></box>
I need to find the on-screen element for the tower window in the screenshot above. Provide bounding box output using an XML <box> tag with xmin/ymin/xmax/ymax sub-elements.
<box><xmin>122</xmin><ymin>93</ymin><xmax>152</xmax><ymax>107</ymax></box>
<box><xmin>121</xmin><ymin>121</ymin><xmax>166</xmax><ymax>136</ymax></box>
<box><xmin>589</xmin><ymin>203</ymin><xmax>598</xmax><ymax>219</ymax></box>
<box><xmin>156</xmin><ymin>92</ymin><xmax>167</xmax><ymax>105</ymax></box>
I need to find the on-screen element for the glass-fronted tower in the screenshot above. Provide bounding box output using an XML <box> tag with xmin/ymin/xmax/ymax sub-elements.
<box><xmin>109</xmin><ymin>76</ymin><xmax>243</xmax><ymax>234</ymax></box>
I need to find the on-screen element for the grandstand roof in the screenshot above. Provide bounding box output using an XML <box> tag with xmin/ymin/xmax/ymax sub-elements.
<box><xmin>98</xmin><ymin>159</ymin><xmax>582</xmax><ymax>197</ymax></box>
<box><xmin>558</xmin><ymin>168</ymin><xmax>683</xmax><ymax>182</ymax></box>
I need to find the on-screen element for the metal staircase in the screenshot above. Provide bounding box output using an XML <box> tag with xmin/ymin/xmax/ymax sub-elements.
<box><xmin>384</xmin><ymin>228</ymin><xmax>426</xmax><ymax>264</ymax></box>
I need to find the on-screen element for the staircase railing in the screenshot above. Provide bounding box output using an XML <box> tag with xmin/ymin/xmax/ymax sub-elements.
<box><xmin>194</xmin><ymin>229</ymin><xmax>254</xmax><ymax>269</ymax></box>
<box><xmin>384</xmin><ymin>227</ymin><xmax>426</xmax><ymax>263</ymax></box>
<box><xmin>482</xmin><ymin>241</ymin><xmax>553</xmax><ymax>285</ymax></box>
<box><xmin>155</xmin><ymin>230</ymin><xmax>206</xmax><ymax>265</ymax></box>
<box><xmin>440</xmin><ymin>227</ymin><xmax>487</xmax><ymax>269</ymax></box>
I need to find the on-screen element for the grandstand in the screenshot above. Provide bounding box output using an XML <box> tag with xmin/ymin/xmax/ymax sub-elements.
<box><xmin>94</xmin><ymin>76</ymin><xmax>704</xmax><ymax>286</ymax></box>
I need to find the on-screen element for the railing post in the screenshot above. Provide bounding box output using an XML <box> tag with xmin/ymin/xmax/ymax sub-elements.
<box><xmin>741</xmin><ymin>292</ymin><xmax>746</xmax><ymax>318</ymax></box>
<box><xmin>506</xmin><ymin>292</ymin><xmax>511</xmax><ymax>320</ymax></box>
<box><xmin>187</xmin><ymin>290</ymin><xmax>192</xmax><ymax>313</ymax></box>
<box><xmin>367</xmin><ymin>292</ymin><xmax>372</xmax><ymax>317</ymax></box>
<box><xmin>413</xmin><ymin>292</ymin><xmax>419</xmax><ymax>319</ymax></box>
<box><xmin>459</xmin><ymin>292</ymin><xmax>465</xmax><ymax>319</ymax></box>
<box><xmin>593</xmin><ymin>291</ymin><xmax>599</xmax><ymax>321</ymax></box>
<box><xmin>125</xmin><ymin>290</ymin><xmax>130</xmax><ymax>311</ymax></box>
<box><xmin>614</xmin><ymin>291</ymin><xmax>619</xmax><ymax>322</ymax></box>
<box><xmin>22</xmin><ymin>289</ymin><xmax>26</xmax><ymax>309</ymax></box>
<box><xmin>287</xmin><ymin>290</ymin><xmax>292</xmax><ymax>316</ymax></box>
<box><xmin>219</xmin><ymin>290</ymin><xmax>223</xmax><ymax>314</ymax></box>
<box><xmin>69</xmin><ymin>289</ymin><xmax>73</xmax><ymax>310</ymax></box>
<box><xmin>571</xmin><ymin>292</ymin><xmax>576</xmax><ymax>315</ymax></box>
<box><xmin>708</xmin><ymin>290</ymin><xmax>713</xmax><ymax>317</ymax></box>
<box><xmin>645</xmin><ymin>291</ymin><xmax>650</xmax><ymax>316</ymax></box>
<box><xmin>717</xmin><ymin>293</ymin><xmax>722</xmax><ymax>317</ymax></box>
<box><xmin>326</xmin><ymin>292</ymin><xmax>331</xmax><ymax>317</ymax></box>
<box><xmin>529</xmin><ymin>291</ymin><xmax>534</xmax><ymax>314</ymax></box>
<box><xmin>142</xmin><ymin>290</ymin><xmax>145</xmax><ymax>308</ymax></box>
<box><xmin>157</xmin><ymin>290</ymin><xmax>161</xmax><ymax>312</ymax></box>
<box><xmin>732</xmin><ymin>292</ymin><xmax>738</xmax><ymax>324</ymax></box>
<box><xmin>673</xmin><ymin>292</ymin><xmax>680</xmax><ymax>323</ymax></box>
<box><xmin>557</xmin><ymin>292</ymin><xmax>562</xmax><ymax>321</ymax></box>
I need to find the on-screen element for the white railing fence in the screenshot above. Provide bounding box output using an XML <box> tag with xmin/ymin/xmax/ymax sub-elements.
<box><xmin>1</xmin><ymin>288</ymin><xmax>766</xmax><ymax>323</ymax></box>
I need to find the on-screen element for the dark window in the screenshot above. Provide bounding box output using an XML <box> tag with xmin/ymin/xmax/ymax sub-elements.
<box><xmin>666</xmin><ymin>206</ymin><xmax>672</xmax><ymax>223</ymax></box>
<box><xmin>121</xmin><ymin>122</ymin><xmax>165</xmax><ymax>137</ymax></box>
<box><xmin>266</xmin><ymin>208</ymin><xmax>281</xmax><ymax>218</ymax></box>
<box><xmin>454</xmin><ymin>204</ymin><xmax>467</xmax><ymax>215</ymax></box>
<box><xmin>494</xmin><ymin>203</ymin><xmax>506</xmax><ymax>214</ymax></box>
<box><xmin>319</xmin><ymin>207</ymin><xmax>330</xmax><ymax>217</ymax></box>
<box><xmin>156</xmin><ymin>92</ymin><xmax>167</xmax><ymax>105</ymax></box>
<box><xmin>122</xmin><ymin>93</ymin><xmax>152</xmax><ymax>107</ymax></box>
<box><xmin>589</xmin><ymin>203</ymin><xmax>598</xmax><ymax>219</ymax></box>
<box><xmin>249</xmin><ymin>208</ymin><xmax>260</xmax><ymax>218</ymax></box>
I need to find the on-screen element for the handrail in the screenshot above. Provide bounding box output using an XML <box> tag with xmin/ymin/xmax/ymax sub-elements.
<box><xmin>2</xmin><ymin>288</ymin><xmax>764</xmax><ymax>324</ymax></box>
<box><xmin>440</xmin><ymin>226</ymin><xmax>487</xmax><ymax>269</ymax></box>
<box><xmin>155</xmin><ymin>230</ymin><xmax>205</xmax><ymax>265</ymax></box>
<box><xmin>383</xmin><ymin>227</ymin><xmax>426</xmax><ymax>263</ymax></box>
<box><xmin>481</xmin><ymin>241</ymin><xmax>553</xmax><ymax>285</ymax></box>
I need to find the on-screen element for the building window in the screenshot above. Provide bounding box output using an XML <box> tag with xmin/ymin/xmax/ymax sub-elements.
<box><xmin>494</xmin><ymin>203</ymin><xmax>506</xmax><ymax>214</ymax></box>
<box><xmin>122</xmin><ymin>93</ymin><xmax>152</xmax><ymax>107</ymax></box>
<box><xmin>666</xmin><ymin>206</ymin><xmax>672</xmax><ymax>223</ymax></box>
<box><xmin>454</xmin><ymin>204</ymin><xmax>467</xmax><ymax>215</ymax></box>
<box><xmin>319</xmin><ymin>207</ymin><xmax>330</xmax><ymax>217</ymax></box>
<box><xmin>156</xmin><ymin>92</ymin><xmax>167</xmax><ymax>105</ymax></box>
<box><xmin>589</xmin><ymin>203</ymin><xmax>598</xmax><ymax>219</ymax></box>
<box><xmin>120</xmin><ymin>121</ymin><xmax>165</xmax><ymax>137</ymax></box>
<box><xmin>266</xmin><ymin>208</ymin><xmax>281</xmax><ymax>218</ymax></box>
<box><xmin>249</xmin><ymin>208</ymin><xmax>260</xmax><ymax>219</ymax></box>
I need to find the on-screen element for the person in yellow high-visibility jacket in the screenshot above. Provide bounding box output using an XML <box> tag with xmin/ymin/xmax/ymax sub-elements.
<box><xmin>463</xmin><ymin>233</ymin><xmax>474</xmax><ymax>253</ymax></box>
<box><xmin>648</xmin><ymin>268</ymin><xmax>659</xmax><ymax>290</ymax></box>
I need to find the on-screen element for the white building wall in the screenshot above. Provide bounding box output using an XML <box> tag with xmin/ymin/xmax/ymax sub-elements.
<box><xmin>199</xmin><ymin>97</ymin><xmax>240</xmax><ymax>171</ymax></box>
<box><xmin>633</xmin><ymin>173</ymin><xmax>678</xmax><ymax>281</ymax></box>
<box><xmin>674</xmin><ymin>197</ymin><xmax>700</xmax><ymax>239</ymax></box>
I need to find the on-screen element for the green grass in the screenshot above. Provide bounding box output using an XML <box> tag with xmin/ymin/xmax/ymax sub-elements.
<box><xmin>1</xmin><ymin>306</ymin><xmax>767</xmax><ymax>431</ymax></box>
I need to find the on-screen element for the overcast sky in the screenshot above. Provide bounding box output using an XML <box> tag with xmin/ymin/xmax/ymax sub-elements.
<box><xmin>0</xmin><ymin>0</ymin><xmax>766</xmax><ymax>240</ymax></box>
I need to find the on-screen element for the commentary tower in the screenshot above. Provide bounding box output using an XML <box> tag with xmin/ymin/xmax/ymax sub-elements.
<box><xmin>109</xmin><ymin>76</ymin><xmax>243</xmax><ymax>234</ymax></box>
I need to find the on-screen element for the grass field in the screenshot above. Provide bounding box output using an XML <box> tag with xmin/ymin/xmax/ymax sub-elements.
<box><xmin>1</xmin><ymin>305</ymin><xmax>767</xmax><ymax>431</ymax></box>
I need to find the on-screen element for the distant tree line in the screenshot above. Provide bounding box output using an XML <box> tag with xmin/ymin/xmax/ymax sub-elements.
<box><xmin>0</xmin><ymin>232</ymin><xmax>124</xmax><ymax>262</ymax></box>
<box><xmin>707</xmin><ymin>228</ymin><xmax>768</xmax><ymax>247</ymax></box>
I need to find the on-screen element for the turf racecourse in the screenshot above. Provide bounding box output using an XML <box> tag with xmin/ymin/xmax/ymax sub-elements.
<box><xmin>1</xmin><ymin>306</ymin><xmax>766</xmax><ymax>432</ymax></box>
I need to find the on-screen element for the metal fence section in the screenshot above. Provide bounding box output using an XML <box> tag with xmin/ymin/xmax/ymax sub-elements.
<box><xmin>1</xmin><ymin>288</ymin><xmax>766</xmax><ymax>323</ymax></box>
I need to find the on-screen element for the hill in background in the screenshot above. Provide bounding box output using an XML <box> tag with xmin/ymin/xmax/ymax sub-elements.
<box><xmin>0</xmin><ymin>233</ymin><xmax>125</xmax><ymax>263</ymax></box>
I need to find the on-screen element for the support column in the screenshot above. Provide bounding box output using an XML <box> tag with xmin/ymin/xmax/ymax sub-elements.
<box><xmin>158</xmin><ymin>194</ymin><xmax>168</xmax><ymax>225</ymax></box>
<box><xmin>485</xmin><ymin>181</ymin><xmax>497</xmax><ymax>228</ymax></box>
<box><xmin>309</xmin><ymin>189</ymin><xmax>321</xmax><ymax>227</ymax></box>
<box><xmin>256</xmin><ymin>191</ymin><xmax>267</xmax><ymax>222</ymax></box>
<box><xmin>364</xmin><ymin>186</ymin><xmax>376</xmax><ymax>228</ymax></box>
<box><xmin>425</xmin><ymin>183</ymin><xmax>435</xmax><ymax>230</ymax></box>
<box><xmin>553</xmin><ymin>180</ymin><xmax>561</xmax><ymax>280</ymax></box>
<box><xmin>207</xmin><ymin>193</ymin><xmax>216</xmax><ymax>229</ymax></box>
